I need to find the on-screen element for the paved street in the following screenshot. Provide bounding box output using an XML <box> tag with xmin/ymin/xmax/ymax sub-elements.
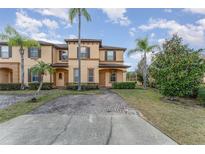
<box><xmin>0</xmin><ymin>92</ymin><xmax>177</xmax><ymax>145</ymax></box>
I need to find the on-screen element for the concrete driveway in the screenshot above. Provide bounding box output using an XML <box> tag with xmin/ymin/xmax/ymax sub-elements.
<box><xmin>0</xmin><ymin>91</ymin><xmax>177</xmax><ymax>145</ymax></box>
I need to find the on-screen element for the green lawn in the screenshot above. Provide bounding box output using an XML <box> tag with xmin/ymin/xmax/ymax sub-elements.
<box><xmin>0</xmin><ymin>89</ymin><xmax>101</xmax><ymax>123</ymax></box>
<box><xmin>113</xmin><ymin>87</ymin><xmax>205</xmax><ymax>145</ymax></box>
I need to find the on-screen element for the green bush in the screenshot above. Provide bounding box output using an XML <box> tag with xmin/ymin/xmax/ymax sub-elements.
<box><xmin>66</xmin><ymin>83</ymin><xmax>99</xmax><ymax>90</ymax></box>
<box><xmin>149</xmin><ymin>35</ymin><xmax>205</xmax><ymax>97</ymax></box>
<box><xmin>197</xmin><ymin>85</ymin><xmax>205</xmax><ymax>106</ymax></box>
<box><xmin>112</xmin><ymin>82</ymin><xmax>136</xmax><ymax>89</ymax></box>
<box><xmin>28</xmin><ymin>82</ymin><xmax>53</xmax><ymax>90</ymax></box>
<box><xmin>0</xmin><ymin>83</ymin><xmax>21</xmax><ymax>90</ymax></box>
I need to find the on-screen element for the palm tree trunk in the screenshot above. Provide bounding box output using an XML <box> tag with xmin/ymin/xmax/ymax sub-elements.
<box><xmin>33</xmin><ymin>75</ymin><xmax>43</xmax><ymax>102</ymax></box>
<box><xmin>143</xmin><ymin>51</ymin><xmax>147</xmax><ymax>89</ymax></box>
<box><xmin>19</xmin><ymin>46</ymin><xmax>25</xmax><ymax>90</ymax></box>
<box><xmin>77</xmin><ymin>9</ymin><xmax>81</xmax><ymax>91</ymax></box>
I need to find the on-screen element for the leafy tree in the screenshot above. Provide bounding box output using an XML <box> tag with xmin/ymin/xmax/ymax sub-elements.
<box><xmin>126</xmin><ymin>71</ymin><xmax>137</xmax><ymax>81</ymax></box>
<box><xmin>128</xmin><ymin>37</ymin><xmax>159</xmax><ymax>89</ymax></box>
<box><xmin>149</xmin><ymin>35</ymin><xmax>205</xmax><ymax>99</ymax></box>
<box><xmin>31</xmin><ymin>61</ymin><xmax>54</xmax><ymax>100</ymax></box>
<box><xmin>69</xmin><ymin>8</ymin><xmax>91</xmax><ymax>91</ymax></box>
<box><xmin>0</xmin><ymin>25</ymin><xmax>40</xmax><ymax>89</ymax></box>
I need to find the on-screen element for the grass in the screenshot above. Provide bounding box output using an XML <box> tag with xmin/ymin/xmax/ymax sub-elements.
<box><xmin>113</xmin><ymin>87</ymin><xmax>205</xmax><ymax>145</ymax></box>
<box><xmin>0</xmin><ymin>89</ymin><xmax>101</xmax><ymax>123</ymax></box>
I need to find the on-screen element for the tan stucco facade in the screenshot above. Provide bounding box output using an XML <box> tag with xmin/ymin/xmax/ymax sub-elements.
<box><xmin>0</xmin><ymin>39</ymin><xmax>129</xmax><ymax>87</ymax></box>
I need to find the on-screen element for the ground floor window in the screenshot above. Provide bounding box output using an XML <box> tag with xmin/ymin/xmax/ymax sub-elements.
<box><xmin>110</xmin><ymin>71</ymin><xmax>117</xmax><ymax>82</ymax></box>
<box><xmin>74</xmin><ymin>68</ymin><xmax>79</xmax><ymax>83</ymax></box>
<box><xmin>32</xmin><ymin>73</ymin><xmax>39</xmax><ymax>82</ymax></box>
<box><xmin>1</xmin><ymin>46</ymin><xmax>9</xmax><ymax>58</ymax></box>
<box><xmin>88</xmin><ymin>69</ymin><xmax>94</xmax><ymax>82</ymax></box>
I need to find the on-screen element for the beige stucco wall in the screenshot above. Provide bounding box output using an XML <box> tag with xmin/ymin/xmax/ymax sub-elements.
<box><xmin>0</xmin><ymin>63</ymin><xmax>19</xmax><ymax>83</ymax></box>
<box><xmin>68</xmin><ymin>60</ymin><xmax>99</xmax><ymax>83</ymax></box>
<box><xmin>68</xmin><ymin>42</ymin><xmax>100</xmax><ymax>83</ymax></box>
<box><xmin>0</xmin><ymin>45</ymin><xmax>52</xmax><ymax>84</ymax></box>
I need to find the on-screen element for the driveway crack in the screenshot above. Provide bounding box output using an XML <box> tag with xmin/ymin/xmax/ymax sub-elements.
<box><xmin>49</xmin><ymin>115</ymin><xmax>73</xmax><ymax>145</ymax></box>
<box><xmin>106</xmin><ymin>116</ymin><xmax>113</xmax><ymax>145</ymax></box>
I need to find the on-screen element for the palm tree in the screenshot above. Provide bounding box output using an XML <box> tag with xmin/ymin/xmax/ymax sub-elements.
<box><xmin>69</xmin><ymin>8</ymin><xmax>91</xmax><ymax>91</ymax></box>
<box><xmin>31</xmin><ymin>61</ymin><xmax>54</xmax><ymax>101</ymax></box>
<box><xmin>128</xmin><ymin>37</ymin><xmax>159</xmax><ymax>89</ymax></box>
<box><xmin>0</xmin><ymin>25</ymin><xmax>40</xmax><ymax>89</ymax></box>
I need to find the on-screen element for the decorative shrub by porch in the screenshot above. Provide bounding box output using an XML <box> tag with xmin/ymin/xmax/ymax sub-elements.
<box><xmin>0</xmin><ymin>83</ymin><xmax>21</xmax><ymax>90</ymax></box>
<box><xmin>112</xmin><ymin>82</ymin><xmax>136</xmax><ymax>89</ymax></box>
<box><xmin>28</xmin><ymin>82</ymin><xmax>53</xmax><ymax>90</ymax></box>
<box><xmin>66</xmin><ymin>83</ymin><xmax>99</xmax><ymax>90</ymax></box>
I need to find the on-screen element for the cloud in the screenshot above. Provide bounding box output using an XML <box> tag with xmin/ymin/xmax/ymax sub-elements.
<box><xmin>42</xmin><ymin>19</ymin><xmax>59</xmax><ymax>29</ymax></box>
<box><xmin>158</xmin><ymin>38</ymin><xmax>165</xmax><ymax>45</ymax></box>
<box><xmin>130</xmin><ymin>52</ymin><xmax>154</xmax><ymax>66</ymax></box>
<box><xmin>32</xmin><ymin>8</ymin><xmax>69</xmax><ymax>21</ymax></box>
<box><xmin>15</xmin><ymin>10</ymin><xmax>63</xmax><ymax>43</ymax></box>
<box><xmin>139</xmin><ymin>18</ymin><xmax>205</xmax><ymax>46</ymax></box>
<box><xmin>16</xmin><ymin>11</ymin><xmax>42</xmax><ymax>33</ymax></box>
<box><xmin>129</xmin><ymin>27</ymin><xmax>137</xmax><ymax>37</ymax></box>
<box><xmin>164</xmin><ymin>9</ymin><xmax>172</xmax><ymax>13</ymax></box>
<box><xmin>101</xmin><ymin>8</ymin><xmax>130</xmax><ymax>26</ymax></box>
<box><xmin>183</xmin><ymin>8</ymin><xmax>205</xmax><ymax>15</ymax></box>
<box><xmin>68</xmin><ymin>34</ymin><xmax>77</xmax><ymax>39</ymax></box>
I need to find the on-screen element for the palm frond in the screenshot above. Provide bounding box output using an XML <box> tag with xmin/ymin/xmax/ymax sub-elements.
<box><xmin>147</xmin><ymin>45</ymin><xmax>161</xmax><ymax>52</ymax></box>
<box><xmin>23</xmin><ymin>39</ymin><xmax>40</xmax><ymax>48</ymax></box>
<box><xmin>69</xmin><ymin>8</ymin><xmax>79</xmax><ymax>24</ymax></box>
<box><xmin>127</xmin><ymin>48</ymin><xmax>142</xmax><ymax>57</ymax></box>
<box><xmin>81</xmin><ymin>8</ymin><xmax>91</xmax><ymax>22</ymax></box>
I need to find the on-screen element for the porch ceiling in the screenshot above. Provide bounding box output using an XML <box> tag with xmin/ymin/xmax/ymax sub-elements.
<box><xmin>99</xmin><ymin>63</ymin><xmax>130</xmax><ymax>68</ymax></box>
<box><xmin>51</xmin><ymin>63</ymin><xmax>68</xmax><ymax>67</ymax></box>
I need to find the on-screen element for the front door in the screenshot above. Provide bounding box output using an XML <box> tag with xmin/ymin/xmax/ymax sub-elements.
<box><xmin>56</xmin><ymin>72</ymin><xmax>64</xmax><ymax>87</ymax></box>
<box><xmin>99</xmin><ymin>71</ymin><xmax>106</xmax><ymax>87</ymax></box>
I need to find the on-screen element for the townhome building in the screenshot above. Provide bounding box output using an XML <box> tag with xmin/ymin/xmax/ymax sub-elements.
<box><xmin>0</xmin><ymin>39</ymin><xmax>129</xmax><ymax>88</ymax></box>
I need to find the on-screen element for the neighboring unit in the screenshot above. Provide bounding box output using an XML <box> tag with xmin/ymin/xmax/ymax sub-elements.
<box><xmin>0</xmin><ymin>39</ymin><xmax>129</xmax><ymax>88</ymax></box>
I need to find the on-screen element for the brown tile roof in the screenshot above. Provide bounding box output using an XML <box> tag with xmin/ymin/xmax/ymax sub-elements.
<box><xmin>99</xmin><ymin>63</ymin><xmax>130</xmax><ymax>68</ymax></box>
<box><xmin>65</xmin><ymin>38</ymin><xmax>102</xmax><ymax>43</ymax></box>
<box><xmin>100</xmin><ymin>45</ymin><xmax>126</xmax><ymax>51</ymax></box>
<box><xmin>54</xmin><ymin>44</ymin><xmax>67</xmax><ymax>49</ymax></box>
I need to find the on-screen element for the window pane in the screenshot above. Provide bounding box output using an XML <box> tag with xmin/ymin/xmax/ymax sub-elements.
<box><xmin>88</xmin><ymin>69</ymin><xmax>94</xmax><ymax>82</ymax></box>
<box><xmin>74</xmin><ymin>68</ymin><xmax>79</xmax><ymax>82</ymax></box>
<box><xmin>30</xmin><ymin>48</ymin><xmax>38</xmax><ymax>58</ymax></box>
<box><xmin>80</xmin><ymin>47</ymin><xmax>88</xmax><ymax>58</ymax></box>
<box><xmin>107</xmin><ymin>51</ymin><xmax>114</xmax><ymax>61</ymax></box>
<box><xmin>1</xmin><ymin>46</ymin><xmax>9</xmax><ymax>58</ymax></box>
<box><xmin>32</xmin><ymin>73</ymin><xmax>39</xmax><ymax>82</ymax></box>
<box><xmin>110</xmin><ymin>71</ymin><xmax>116</xmax><ymax>82</ymax></box>
<box><xmin>61</xmin><ymin>51</ymin><xmax>68</xmax><ymax>60</ymax></box>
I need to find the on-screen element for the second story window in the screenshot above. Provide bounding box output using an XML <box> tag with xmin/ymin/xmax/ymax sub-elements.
<box><xmin>0</xmin><ymin>46</ymin><xmax>9</xmax><ymax>58</ymax></box>
<box><xmin>78</xmin><ymin>47</ymin><xmax>90</xmax><ymax>59</ymax></box>
<box><xmin>59</xmin><ymin>50</ymin><xmax>68</xmax><ymax>61</ymax></box>
<box><xmin>29</xmin><ymin>47</ymin><xmax>39</xmax><ymax>59</ymax></box>
<box><xmin>106</xmin><ymin>51</ymin><xmax>116</xmax><ymax>61</ymax></box>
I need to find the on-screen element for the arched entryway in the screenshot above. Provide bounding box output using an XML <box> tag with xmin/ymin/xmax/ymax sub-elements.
<box><xmin>54</xmin><ymin>69</ymin><xmax>68</xmax><ymax>87</ymax></box>
<box><xmin>99</xmin><ymin>68</ymin><xmax>126</xmax><ymax>87</ymax></box>
<box><xmin>0</xmin><ymin>68</ymin><xmax>13</xmax><ymax>83</ymax></box>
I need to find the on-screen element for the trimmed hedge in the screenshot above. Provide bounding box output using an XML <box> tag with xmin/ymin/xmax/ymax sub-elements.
<box><xmin>28</xmin><ymin>82</ymin><xmax>53</xmax><ymax>90</ymax></box>
<box><xmin>66</xmin><ymin>83</ymin><xmax>99</xmax><ymax>90</ymax></box>
<box><xmin>112</xmin><ymin>82</ymin><xmax>136</xmax><ymax>89</ymax></box>
<box><xmin>0</xmin><ymin>83</ymin><xmax>21</xmax><ymax>90</ymax></box>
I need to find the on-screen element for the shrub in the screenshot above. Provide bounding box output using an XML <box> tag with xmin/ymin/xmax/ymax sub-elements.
<box><xmin>149</xmin><ymin>35</ymin><xmax>205</xmax><ymax>97</ymax></box>
<box><xmin>112</xmin><ymin>82</ymin><xmax>136</xmax><ymax>89</ymax></box>
<box><xmin>66</xmin><ymin>83</ymin><xmax>99</xmax><ymax>90</ymax></box>
<box><xmin>197</xmin><ymin>85</ymin><xmax>205</xmax><ymax>106</ymax></box>
<box><xmin>0</xmin><ymin>83</ymin><xmax>21</xmax><ymax>90</ymax></box>
<box><xmin>28</xmin><ymin>82</ymin><xmax>53</xmax><ymax>90</ymax></box>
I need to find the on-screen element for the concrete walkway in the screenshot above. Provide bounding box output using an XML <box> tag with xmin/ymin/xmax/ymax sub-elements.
<box><xmin>0</xmin><ymin>92</ymin><xmax>177</xmax><ymax>145</ymax></box>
